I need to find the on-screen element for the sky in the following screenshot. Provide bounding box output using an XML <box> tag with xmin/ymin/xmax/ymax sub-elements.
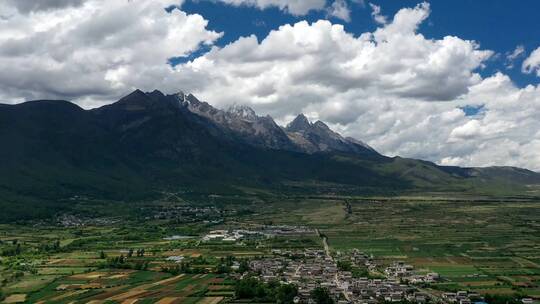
<box><xmin>1</xmin><ymin>0</ymin><xmax>540</xmax><ymax>171</ymax></box>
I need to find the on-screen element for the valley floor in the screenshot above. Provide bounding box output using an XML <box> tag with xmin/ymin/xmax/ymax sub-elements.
<box><xmin>250</xmin><ymin>195</ymin><xmax>540</xmax><ymax>299</ymax></box>
<box><xmin>0</xmin><ymin>194</ymin><xmax>539</xmax><ymax>303</ymax></box>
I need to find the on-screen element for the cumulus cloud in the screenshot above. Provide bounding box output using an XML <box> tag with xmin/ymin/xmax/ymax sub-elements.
<box><xmin>215</xmin><ymin>0</ymin><xmax>353</xmax><ymax>21</ymax></box>
<box><xmin>0</xmin><ymin>0</ymin><xmax>222</xmax><ymax>104</ymax></box>
<box><xmin>522</xmin><ymin>46</ymin><xmax>540</xmax><ymax>76</ymax></box>
<box><xmin>169</xmin><ymin>2</ymin><xmax>540</xmax><ymax>170</ymax></box>
<box><xmin>3</xmin><ymin>0</ymin><xmax>85</xmax><ymax>14</ymax></box>
<box><xmin>338</xmin><ymin>73</ymin><xmax>540</xmax><ymax>171</ymax></box>
<box><xmin>176</xmin><ymin>2</ymin><xmax>491</xmax><ymax>111</ymax></box>
<box><xmin>214</xmin><ymin>0</ymin><xmax>326</xmax><ymax>15</ymax></box>
<box><xmin>2</xmin><ymin>1</ymin><xmax>540</xmax><ymax>171</ymax></box>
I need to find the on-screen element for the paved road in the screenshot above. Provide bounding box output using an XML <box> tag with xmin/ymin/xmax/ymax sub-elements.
<box><xmin>316</xmin><ymin>228</ymin><xmax>351</xmax><ymax>302</ymax></box>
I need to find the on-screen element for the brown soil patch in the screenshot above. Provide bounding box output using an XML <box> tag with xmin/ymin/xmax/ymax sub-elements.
<box><xmin>107</xmin><ymin>289</ymin><xmax>149</xmax><ymax>301</ymax></box>
<box><xmin>511</xmin><ymin>282</ymin><xmax>531</xmax><ymax>287</ymax></box>
<box><xmin>48</xmin><ymin>259</ymin><xmax>67</xmax><ymax>265</ymax></box>
<box><xmin>72</xmin><ymin>270</ymin><xmax>134</xmax><ymax>280</ymax></box>
<box><xmin>3</xmin><ymin>294</ymin><xmax>27</xmax><ymax>303</ymax></box>
<box><xmin>56</xmin><ymin>283</ymin><xmax>103</xmax><ymax>290</ymax></box>
<box><xmin>183</xmin><ymin>284</ymin><xmax>195</xmax><ymax>292</ymax></box>
<box><xmin>155</xmin><ymin>297</ymin><xmax>180</xmax><ymax>304</ymax></box>
<box><xmin>109</xmin><ymin>274</ymin><xmax>129</xmax><ymax>279</ymax></box>
<box><xmin>134</xmin><ymin>278</ymin><xmax>177</xmax><ymax>292</ymax></box>
<box><xmin>48</xmin><ymin>258</ymin><xmax>89</xmax><ymax>266</ymax></box>
<box><xmin>198</xmin><ymin>297</ymin><xmax>224</xmax><ymax>304</ymax></box>
<box><xmin>71</xmin><ymin>272</ymin><xmax>108</xmax><ymax>280</ymax></box>
<box><xmin>147</xmin><ymin>274</ymin><xmax>185</xmax><ymax>288</ymax></box>
<box><xmin>132</xmin><ymin>290</ymin><xmax>163</xmax><ymax>298</ymax></box>
<box><xmin>80</xmin><ymin>283</ymin><xmax>104</xmax><ymax>289</ymax></box>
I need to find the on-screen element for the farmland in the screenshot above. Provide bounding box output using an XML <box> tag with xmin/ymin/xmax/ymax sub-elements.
<box><xmin>0</xmin><ymin>194</ymin><xmax>539</xmax><ymax>302</ymax></box>
<box><xmin>246</xmin><ymin>195</ymin><xmax>540</xmax><ymax>298</ymax></box>
<box><xmin>0</xmin><ymin>219</ymin><xmax>243</xmax><ymax>303</ymax></box>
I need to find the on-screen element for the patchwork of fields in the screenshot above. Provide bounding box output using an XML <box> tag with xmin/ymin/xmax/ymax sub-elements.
<box><xmin>1</xmin><ymin>195</ymin><xmax>539</xmax><ymax>302</ymax></box>
<box><xmin>0</xmin><ymin>222</ymin><xmax>244</xmax><ymax>303</ymax></box>
<box><xmin>251</xmin><ymin>196</ymin><xmax>540</xmax><ymax>298</ymax></box>
<box><xmin>26</xmin><ymin>271</ymin><xmax>231</xmax><ymax>304</ymax></box>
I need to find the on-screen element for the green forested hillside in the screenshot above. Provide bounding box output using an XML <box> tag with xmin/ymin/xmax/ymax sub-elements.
<box><xmin>1</xmin><ymin>91</ymin><xmax>539</xmax><ymax>222</ymax></box>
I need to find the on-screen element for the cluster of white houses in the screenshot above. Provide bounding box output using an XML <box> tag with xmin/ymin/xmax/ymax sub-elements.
<box><xmin>246</xmin><ymin>248</ymin><xmax>525</xmax><ymax>304</ymax></box>
<box><xmin>202</xmin><ymin>226</ymin><xmax>314</xmax><ymax>242</ymax></box>
<box><xmin>384</xmin><ymin>261</ymin><xmax>440</xmax><ymax>284</ymax></box>
<box><xmin>202</xmin><ymin>229</ymin><xmax>265</xmax><ymax>242</ymax></box>
<box><xmin>248</xmin><ymin>249</ymin><xmax>437</xmax><ymax>304</ymax></box>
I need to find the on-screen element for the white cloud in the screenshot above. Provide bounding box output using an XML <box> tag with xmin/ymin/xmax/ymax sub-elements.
<box><xmin>522</xmin><ymin>46</ymin><xmax>540</xmax><ymax>76</ymax></box>
<box><xmin>505</xmin><ymin>44</ymin><xmax>525</xmax><ymax>69</ymax></box>
<box><xmin>328</xmin><ymin>0</ymin><xmax>351</xmax><ymax>22</ymax></box>
<box><xmin>168</xmin><ymin>2</ymin><xmax>540</xmax><ymax>171</ymax></box>
<box><xmin>215</xmin><ymin>0</ymin><xmax>326</xmax><ymax>15</ymax></box>
<box><xmin>2</xmin><ymin>1</ymin><xmax>540</xmax><ymax>171</ymax></box>
<box><xmin>0</xmin><ymin>0</ymin><xmax>222</xmax><ymax>104</ymax></box>
<box><xmin>3</xmin><ymin>0</ymin><xmax>86</xmax><ymax>14</ymax></box>
<box><xmin>215</xmin><ymin>0</ymin><xmax>353</xmax><ymax>21</ymax></box>
<box><xmin>176</xmin><ymin>2</ymin><xmax>491</xmax><ymax>109</ymax></box>
<box><xmin>369</xmin><ymin>3</ymin><xmax>387</xmax><ymax>25</ymax></box>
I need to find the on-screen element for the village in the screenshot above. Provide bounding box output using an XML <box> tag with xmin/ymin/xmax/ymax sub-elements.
<box><xmin>244</xmin><ymin>247</ymin><xmax>486</xmax><ymax>304</ymax></box>
<box><xmin>143</xmin><ymin>205</ymin><xmax>229</xmax><ymax>223</ymax></box>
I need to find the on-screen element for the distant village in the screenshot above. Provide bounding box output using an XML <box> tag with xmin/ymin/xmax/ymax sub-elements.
<box><xmin>143</xmin><ymin>205</ymin><xmax>230</xmax><ymax>223</ymax></box>
<box><xmin>237</xmin><ymin>247</ymin><xmax>504</xmax><ymax>304</ymax></box>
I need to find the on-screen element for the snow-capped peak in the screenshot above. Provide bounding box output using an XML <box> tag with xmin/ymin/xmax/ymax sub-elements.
<box><xmin>175</xmin><ymin>91</ymin><xmax>202</xmax><ymax>107</ymax></box>
<box><xmin>227</xmin><ymin>104</ymin><xmax>258</xmax><ymax>121</ymax></box>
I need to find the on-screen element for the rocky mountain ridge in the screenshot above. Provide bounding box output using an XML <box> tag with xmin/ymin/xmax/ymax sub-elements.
<box><xmin>1</xmin><ymin>89</ymin><xmax>540</xmax><ymax>221</ymax></box>
<box><xmin>176</xmin><ymin>91</ymin><xmax>376</xmax><ymax>155</ymax></box>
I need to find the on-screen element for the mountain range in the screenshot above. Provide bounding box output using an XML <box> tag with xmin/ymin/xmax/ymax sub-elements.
<box><xmin>1</xmin><ymin>89</ymin><xmax>539</xmax><ymax>221</ymax></box>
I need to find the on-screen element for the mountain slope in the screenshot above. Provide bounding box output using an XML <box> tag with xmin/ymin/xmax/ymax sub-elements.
<box><xmin>180</xmin><ymin>92</ymin><xmax>298</xmax><ymax>151</ymax></box>
<box><xmin>1</xmin><ymin>89</ymin><xmax>539</xmax><ymax>221</ymax></box>
<box><xmin>285</xmin><ymin>114</ymin><xmax>376</xmax><ymax>155</ymax></box>
<box><xmin>0</xmin><ymin>91</ymin><xmax>405</xmax><ymax>220</ymax></box>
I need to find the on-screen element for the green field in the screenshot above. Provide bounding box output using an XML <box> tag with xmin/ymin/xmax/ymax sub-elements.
<box><xmin>241</xmin><ymin>195</ymin><xmax>540</xmax><ymax>297</ymax></box>
<box><xmin>1</xmin><ymin>194</ymin><xmax>539</xmax><ymax>302</ymax></box>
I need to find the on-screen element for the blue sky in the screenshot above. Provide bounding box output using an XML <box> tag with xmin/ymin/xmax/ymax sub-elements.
<box><xmin>180</xmin><ymin>0</ymin><xmax>540</xmax><ymax>87</ymax></box>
